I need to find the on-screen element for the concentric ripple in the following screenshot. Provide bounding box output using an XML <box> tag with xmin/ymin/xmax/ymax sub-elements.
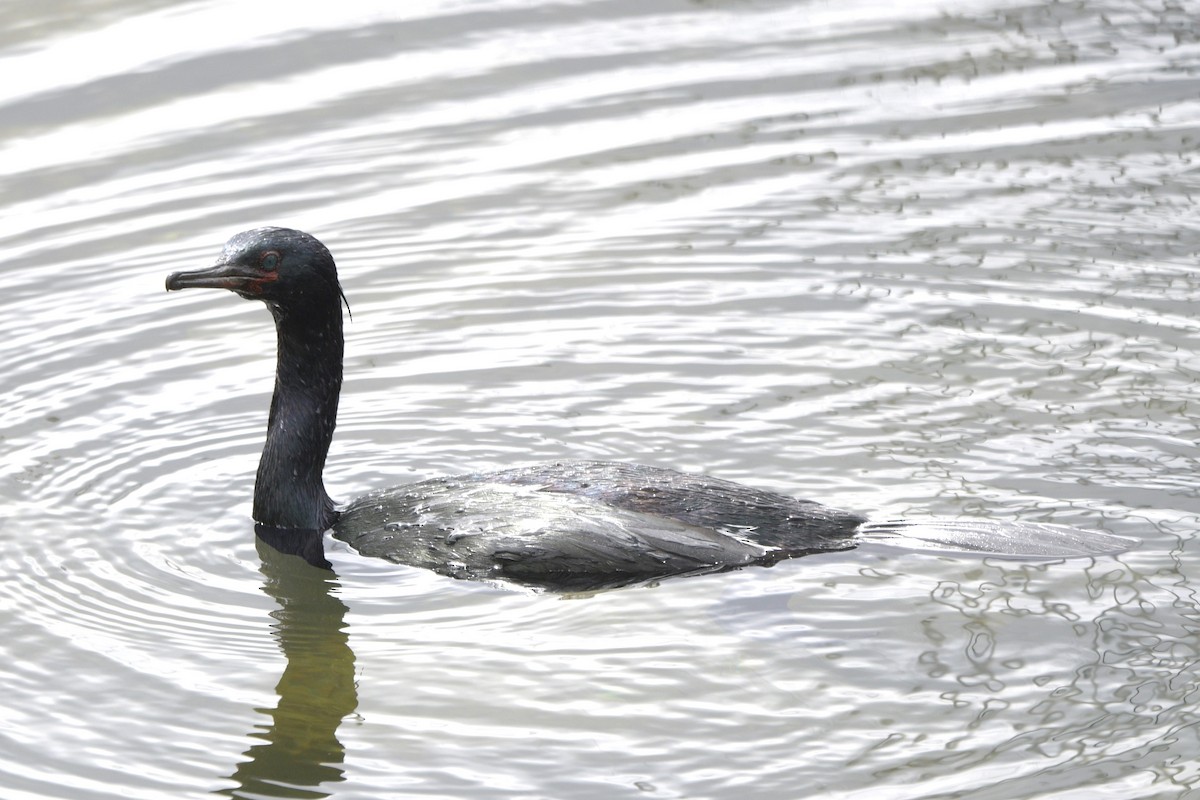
<box><xmin>0</xmin><ymin>0</ymin><xmax>1196</xmax><ymax>798</ymax></box>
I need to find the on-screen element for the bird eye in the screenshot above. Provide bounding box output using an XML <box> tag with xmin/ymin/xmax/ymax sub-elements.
<box><xmin>260</xmin><ymin>251</ymin><xmax>280</xmax><ymax>270</ymax></box>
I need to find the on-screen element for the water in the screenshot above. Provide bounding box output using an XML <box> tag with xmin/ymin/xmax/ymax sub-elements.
<box><xmin>1</xmin><ymin>0</ymin><xmax>1197</xmax><ymax>797</ymax></box>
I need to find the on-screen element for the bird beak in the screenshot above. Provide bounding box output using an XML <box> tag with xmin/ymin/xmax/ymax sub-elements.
<box><xmin>165</xmin><ymin>261</ymin><xmax>277</xmax><ymax>293</ymax></box>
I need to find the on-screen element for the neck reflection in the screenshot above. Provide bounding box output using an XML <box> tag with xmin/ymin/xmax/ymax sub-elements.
<box><xmin>221</xmin><ymin>531</ymin><xmax>357</xmax><ymax>798</ymax></box>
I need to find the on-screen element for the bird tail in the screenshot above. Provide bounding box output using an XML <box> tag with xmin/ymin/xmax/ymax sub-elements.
<box><xmin>855</xmin><ymin>518</ymin><xmax>1136</xmax><ymax>559</ymax></box>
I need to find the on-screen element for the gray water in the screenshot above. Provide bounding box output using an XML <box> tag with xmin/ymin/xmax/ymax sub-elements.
<box><xmin>1</xmin><ymin>1</ymin><xmax>1198</xmax><ymax>798</ymax></box>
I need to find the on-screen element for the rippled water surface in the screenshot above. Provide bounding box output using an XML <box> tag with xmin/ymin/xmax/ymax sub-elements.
<box><xmin>2</xmin><ymin>1</ymin><xmax>1199</xmax><ymax>798</ymax></box>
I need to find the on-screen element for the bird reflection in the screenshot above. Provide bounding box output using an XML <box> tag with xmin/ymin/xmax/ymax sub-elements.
<box><xmin>220</xmin><ymin>528</ymin><xmax>356</xmax><ymax>798</ymax></box>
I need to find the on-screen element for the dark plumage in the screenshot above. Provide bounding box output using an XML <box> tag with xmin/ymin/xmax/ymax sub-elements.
<box><xmin>166</xmin><ymin>228</ymin><xmax>1133</xmax><ymax>591</ymax></box>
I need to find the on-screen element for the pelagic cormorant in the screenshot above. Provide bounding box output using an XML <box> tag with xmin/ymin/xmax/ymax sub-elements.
<box><xmin>166</xmin><ymin>228</ymin><xmax>1133</xmax><ymax>591</ymax></box>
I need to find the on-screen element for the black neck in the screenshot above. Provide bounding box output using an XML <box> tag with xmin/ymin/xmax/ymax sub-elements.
<box><xmin>253</xmin><ymin>301</ymin><xmax>344</xmax><ymax>532</ymax></box>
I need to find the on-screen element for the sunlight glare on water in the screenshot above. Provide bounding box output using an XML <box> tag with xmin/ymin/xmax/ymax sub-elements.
<box><xmin>0</xmin><ymin>0</ymin><xmax>1198</xmax><ymax>798</ymax></box>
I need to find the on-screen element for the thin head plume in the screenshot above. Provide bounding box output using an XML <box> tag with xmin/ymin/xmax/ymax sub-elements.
<box><xmin>339</xmin><ymin>283</ymin><xmax>352</xmax><ymax>321</ymax></box>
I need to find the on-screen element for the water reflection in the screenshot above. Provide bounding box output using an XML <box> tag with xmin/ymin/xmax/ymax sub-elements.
<box><xmin>909</xmin><ymin>556</ymin><xmax>1200</xmax><ymax>796</ymax></box>
<box><xmin>221</xmin><ymin>535</ymin><xmax>356</xmax><ymax>799</ymax></box>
